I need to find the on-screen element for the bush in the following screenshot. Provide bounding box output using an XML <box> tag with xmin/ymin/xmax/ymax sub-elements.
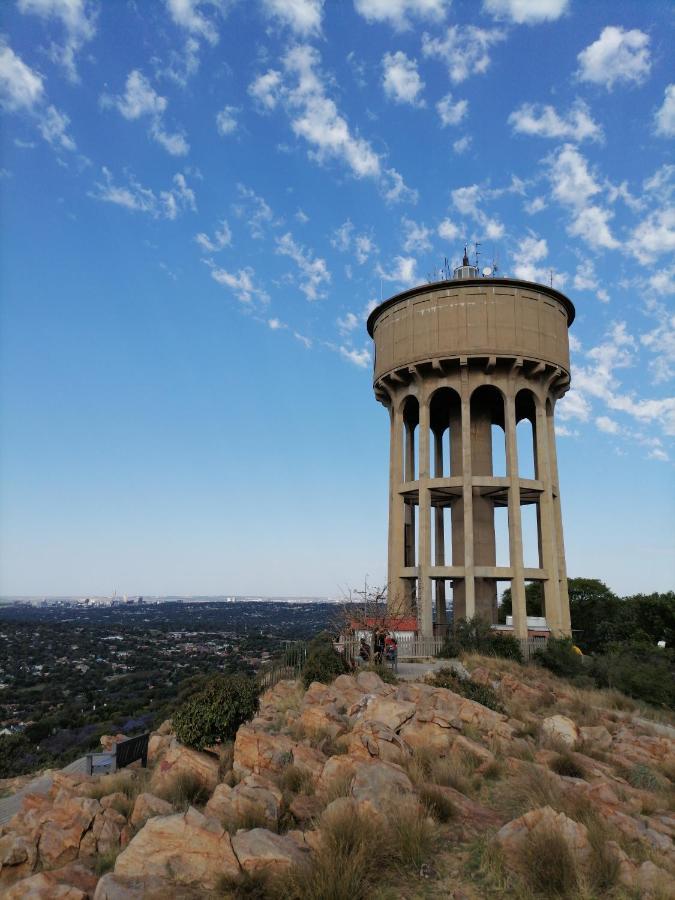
<box><xmin>590</xmin><ymin>642</ymin><xmax>675</xmax><ymax>709</ymax></box>
<box><xmin>301</xmin><ymin>634</ymin><xmax>349</xmax><ymax>689</ymax></box>
<box><xmin>419</xmin><ymin>784</ymin><xmax>456</xmax><ymax>822</ymax></box>
<box><xmin>449</xmin><ymin>617</ymin><xmax>523</xmax><ymax>662</ymax></box>
<box><xmin>436</xmin><ymin>636</ymin><xmax>462</xmax><ymax>659</ymax></box>
<box><xmin>517</xmin><ymin>824</ymin><xmax>581</xmax><ymax>897</ymax></box>
<box><xmin>534</xmin><ymin>637</ymin><xmax>584</xmax><ymax>679</ymax></box>
<box><xmin>156</xmin><ymin>771</ymin><xmax>210</xmax><ymax>809</ymax></box>
<box><xmin>429</xmin><ymin>668</ymin><xmax>505</xmax><ymax>713</ymax></box>
<box><xmin>173</xmin><ymin>674</ymin><xmax>259</xmax><ymax>750</ymax></box>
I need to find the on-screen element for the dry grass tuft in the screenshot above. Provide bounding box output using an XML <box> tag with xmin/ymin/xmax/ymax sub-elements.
<box><xmin>419</xmin><ymin>784</ymin><xmax>456</xmax><ymax>823</ymax></box>
<box><xmin>549</xmin><ymin>751</ymin><xmax>587</xmax><ymax>780</ymax></box>
<box><xmin>402</xmin><ymin>746</ymin><xmax>476</xmax><ymax>796</ymax></box>
<box><xmin>517</xmin><ymin>823</ymin><xmax>581</xmax><ymax>897</ymax></box>
<box><xmin>323</xmin><ymin>769</ymin><xmax>353</xmax><ymax>804</ymax></box>
<box><xmin>87</xmin><ymin>770</ymin><xmax>146</xmax><ymax>801</ymax></box>
<box><xmin>278</xmin><ymin>764</ymin><xmax>315</xmax><ymax>796</ymax></box>
<box><xmin>156</xmin><ymin>771</ymin><xmax>210</xmax><ymax>810</ymax></box>
<box><xmin>491</xmin><ymin>765</ymin><xmax>563</xmax><ymax>820</ymax></box>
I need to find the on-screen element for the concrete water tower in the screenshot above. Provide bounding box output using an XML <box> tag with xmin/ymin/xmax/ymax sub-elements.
<box><xmin>367</xmin><ymin>251</ymin><xmax>574</xmax><ymax>639</ymax></box>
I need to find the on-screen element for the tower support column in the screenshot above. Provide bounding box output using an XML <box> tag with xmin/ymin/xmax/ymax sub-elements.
<box><xmin>459</xmin><ymin>371</ymin><xmax>475</xmax><ymax>621</ymax></box>
<box><xmin>505</xmin><ymin>390</ymin><xmax>527</xmax><ymax>639</ymax></box>
<box><xmin>535</xmin><ymin>399</ymin><xmax>562</xmax><ymax>633</ymax></box>
<box><xmin>388</xmin><ymin>400</ymin><xmax>407</xmax><ymax>614</ymax></box>
<box><xmin>418</xmin><ymin>395</ymin><xmax>433</xmax><ymax>637</ymax></box>
<box><xmin>547</xmin><ymin>402</ymin><xmax>571</xmax><ymax>633</ymax></box>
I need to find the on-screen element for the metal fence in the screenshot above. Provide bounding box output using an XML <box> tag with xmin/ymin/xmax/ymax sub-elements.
<box><xmin>256</xmin><ymin>642</ymin><xmax>308</xmax><ymax>692</ymax></box>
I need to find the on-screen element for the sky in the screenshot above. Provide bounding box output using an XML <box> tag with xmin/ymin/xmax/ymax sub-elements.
<box><xmin>0</xmin><ymin>0</ymin><xmax>673</xmax><ymax>600</ymax></box>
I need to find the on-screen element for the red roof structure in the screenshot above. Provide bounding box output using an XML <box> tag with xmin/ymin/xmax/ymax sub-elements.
<box><xmin>350</xmin><ymin>616</ymin><xmax>418</xmax><ymax>632</ymax></box>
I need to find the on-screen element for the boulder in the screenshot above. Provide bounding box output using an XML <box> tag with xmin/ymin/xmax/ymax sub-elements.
<box><xmin>291</xmin><ymin>744</ymin><xmax>327</xmax><ymax>781</ymax></box>
<box><xmin>37</xmin><ymin>796</ymin><xmax>101</xmax><ymax>869</ymax></box>
<box><xmin>450</xmin><ymin>734</ymin><xmax>496</xmax><ymax>769</ymax></box>
<box><xmin>343</xmin><ymin>720</ymin><xmax>411</xmax><ymax>763</ymax></box>
<box><xmin>542</xmin><ymin>715</ymin><xmax>580</xmax><ymax>749</ymax></box>
<box><xmin>356</xmin><ymin>671</ymin><xmax>392</xmax><ymax>694</ymax></box>
<box><xmin>0</xmin><ymin>833</ymin><xmax>38</xmax><ymax>888</ymax></box>
<box><xmin>360</xmin><ymin>697</ymin><xmax>415</xmax><ymax>731</ymax></box>
<box><xmin>316</xmin><ymin>755</ymin><xmax>357</xmax><ymax>797</ymax></box>
<box><xmin>350</xmin><ymin>759</ymin><xmax>416</xmax><ymax>809</ymax></box>
<box><xmin>94</xmin><ymin>873</ymin><xmax>174</xmax><ymax>899</ymax></box>
<box><xmin>204</xmin><ymin>775</ymin><xmax>282</xmax><ymax>829</ymax></box>
<box><xmin>579</xmin><ymin>725</ymin><xmax>612</xmax><ymax>750</ymax></box>
<box><xmin>420</xmin><ymin>783</ymin><xmax>504</xmax><ymax>833</ymax></box>
<box><xmin>99</xmin><ymin>793</ymin><xmax>129</xmax><ymax>813</ymax></box>
<box><xmin>100</xmin><ymin>734</ymin><xmax>127</xmax><ymax>752</ymax></box>
<box><xmin>129</xmin><ymin>793</ymin><xmax>173</xmax><ymax>828</ymax></box>
<box><xmin>88</xmin><ymin>808</ymin><xmax>126</xmax><ymax>856</ymax></box>
<box><xmin>289</xmin><ymin>794</ymin><xmax>323</xmax><ymax>825</ymax></box>
<box><xmin>114</xmin><ymin>807</ymin><xmax>240</xmax><ymax>890</ymax></box>
<box><xmin>2</xmin><ymin>862</ymin><xmax>97</xmax><ymax>899</ymax></box>
<box><xmin>298</xmin><ymin>703</ymin><xmax>348</xmax><ymax>739</ymax></box>
<box><xmin>233</xmin><ymin>726</ymin><xmax>294</xmax><ymax>777</ymax></box>
<box><xmin>231</xmin><ymin>828</ymin><xmax>309</xmax><ymax>876</ymax></box>
<box><xmin>149</xmin><ymin>744</ymin><xmax>220</xmax><ymax>795</ymax></box>
<box><xmin>496</xmin><ymin>806</ymin><xmax>591</xmax><ymax>870</ymax></box>
<box><xmin>147</xmin><ymin>734</ymin><xmax>172</xmax><ymax>766</ymax></box>
<box><xmin>156</xmin><ymin>719</ymin><xmax>173</xmax><ymax>736</ymax></box>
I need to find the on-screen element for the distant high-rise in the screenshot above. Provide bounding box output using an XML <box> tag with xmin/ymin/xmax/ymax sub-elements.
<box><xmin>367</xmin><ymin>252</ymin><xmax>574</xmax><ymax>639</ymax></box>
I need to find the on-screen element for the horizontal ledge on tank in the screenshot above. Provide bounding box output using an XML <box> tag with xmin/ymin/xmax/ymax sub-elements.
<box><xmin>397</xmin><ymin>477</ymin><xmax>545</xmax><ymax>495</ymax></box>
<box><xmin>366</xmin><ymin>276</ymin><xmax>576</xmax><ymax>336</ymax></box>
<box><xmin>376</xmin><ymin>356</ymin><xmax>571</xmax><ymax>393</ymax></box>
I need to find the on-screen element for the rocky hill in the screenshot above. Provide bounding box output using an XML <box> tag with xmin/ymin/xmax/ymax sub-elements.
<box><xmin>0</xmin><ymin>655</ymin><xmax>673</xmax><ymax>898</ymax></box>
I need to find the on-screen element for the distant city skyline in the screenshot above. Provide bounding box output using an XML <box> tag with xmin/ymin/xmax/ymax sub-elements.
<box><xmin>1</xmin><ymin>0</ymin><xmax>673</xmax><ymax>598</ymax></box>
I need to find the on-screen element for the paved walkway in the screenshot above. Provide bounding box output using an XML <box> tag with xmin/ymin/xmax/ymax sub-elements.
<box><xmin>396</xmin><ymin>659</ymin><xmax>453</xmax><ymax>680</ymax></box>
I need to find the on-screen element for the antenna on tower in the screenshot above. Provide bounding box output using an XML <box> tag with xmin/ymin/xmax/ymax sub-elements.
<box><xmin>550</xmin><ymin>269</ymin><xmax>554</xmax><ymax>288</ymax></box>
<box><xmin>474</xmin><ymin>242</ymin><xmax>481</xmax><ymax>269</ymax></box>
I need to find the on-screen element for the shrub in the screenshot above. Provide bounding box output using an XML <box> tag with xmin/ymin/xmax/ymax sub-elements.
<box><xmin>590</xmin><ymin>643</ymin><xmax>675</xmax><ymax>709</ymax></box>
<box><xmin>483</xmin><ymin>632</ymin><xmax>523</xmax><ymax>662</ymax></box>
<box><xmin>534</xmin><ymin>637</ymin><xmax>584</xmax><ymax>679</ymax></box>
<box><xmin>279</xmin><ymin>764</ymin><xmax>314</xmax><ymax>795</ymax></box>
<box><xmin>301</xmin><ymin>635</ymin><xmax>349</xmax><ymax>689</ymax></box>
<box><xmin>362</xmin><ymin>663</ymin><xmax>398</xmax><ymax>684</ymax></box>
<box><xmin>173</xmin><ymin>674</ymin><xmax>259</xmax><ymax>750</ymax></box>
<box><xmin>436</xmin><ymin>636</ymin><xmax>462</xmax><ymax>659</ymax></box>
<box><xmin>429</xmin><ymin>668</ymin><xmax>505</xmax><ymax>713</ymax></box>
<box><xmin>449</xmin><ymin>617</ymin><xmax>523</xmax><ymax>662</ymax></box>
<box><xmin>624</xmin><ymin>763</ymin><xmax>666</xmax><ymax>793</ymax></box>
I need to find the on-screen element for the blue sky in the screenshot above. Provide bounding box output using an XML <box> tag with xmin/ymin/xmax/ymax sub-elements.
<box><xmin>0</xmin><ymin>0</ymin><xmax>673</xmax><ymax>599</ymax></box>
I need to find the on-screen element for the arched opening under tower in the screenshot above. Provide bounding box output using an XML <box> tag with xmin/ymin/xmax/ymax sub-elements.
<box><xmin>467</xmin><ymin>385</ymin><xmax>506</xmax><ymax>624</ymax></box>
<box><xmin>516</xmin><ymin>390</ymin><xmax>541</xmax><ymax>570</ymax></box>
<box><xmin>429</xmin><ymin>387</ymin><xmax>461</xmax><ymax>627</ymax></box>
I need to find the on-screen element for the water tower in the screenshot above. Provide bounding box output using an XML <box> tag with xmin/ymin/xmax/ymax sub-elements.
<box><xmin>367</xmin><ymin>251</ymin><xmax>574</xmax><ymax>639</ymax></box>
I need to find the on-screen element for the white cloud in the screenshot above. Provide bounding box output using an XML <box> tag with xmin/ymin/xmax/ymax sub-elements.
<box><xmin>573</xmin><ymin>259</ymin><xmax>597</xmax><ymax>291</ymax></box>
<box><xmin>165</xmin><ymin>0</ymin><xmax>222</xmax><ymax>45</ymax></box>
<box><xmin>354</xmin><ymin>234</ymin><xmax>375</xmax><ymax>263</ymax></box>
<box><xmin>248</xmin><ymin>70</ymin><xmax>283</xmax><ymax>111</ymax></box>
<box><xmin>210</xmin><ymin>265</ymin><xmax>268</xmax><ymax>303</ymax></box>
<box><xmin>18</xmin><ymin>0</ymin><xmax>96</xmax><ymax>82</ymax></box>
<box><xmin>655</xmin><ymin>84</ymin><xmax>675</xmax><ymax>138</ymax></box>
<box><xmin>422</xmin><ymin>25</ymin><xmax>505</xmax><ymax>84</ymax></box>
<box><xmin>337</xmin><ymin>312</ymin><xmax>360</xmax><ymax>334</ymax></box>
<box><xmin>482</xmin><ymin>0</ymin><xmax>568</xmax><ymax>23</ymax></box>
<box><xmin>38</xmin><ymin>104</ymin><xmax>76</xmax><ymax>150</ymax></box>
<box><xmin>90</xmin><ymin>168</ymin><xmax>196</xmax><ymax>219</ymax></box>
<box><xmin>649</xmin><ymin>266</ymin><xmax>675</xmax><ymax>296</ymax></box>
<box><xmin>511</xmin><ymin>234</ymin><xmax>567</xmax><ymax>286</ymax></box>
<box><xmin>252</xmin><ymin>44</ymin><xmax>411</xmax><ymax>195</ymax></box>
<box><xmin>215</xmin><ymin>105</ymin><xmax>238</xmax><ymax>135</ymax></box>
<box><xmin>596</xmin><ymin>415</ymin><xmax>619</xmax><ymax>434</ymax></box>
<box><xmin>102</xmin><ymin>70</ymin><xmax>189</xmax><ymax>156</ymax></box>
<box><xmin>628</xmin><ymin>207</ymin><xmax>675</xmax><ymax>263</ymax></box>
<box><xmin>577</xmin><ymin>26</ymin><xmax>651</xmax><ymax>90</ymax></box>
<box><xmin>294</xmin><ymin>331</ymin><xmax>312</xmax><ymax>348</ymax></box>
<box><xmin>438</xmin><ymin>218</ymin><xmax>460</xmax><ymax>242</ymax></box>
<box><xmin>377</xmin><ymin>255</ymin><xmax>418</xmax><ymax>286</ymax></box>
<box><xmin>569</xmin><ymin>334</ymin><xmax>582</xmax><ymax>353</ymax></box>
<box><xmin>524</xmin><ymin>195</ymin><xmax>546</xmax><ymax>214</ymax></box>
<box><xmin>260</xmin><ymin>0</ymin><xmax>324</xmax><ymax>35</ymax></box>
<box><xmin>560</xmin><ymin>321</ymin><xmax>675</xmax><ymax>441</ymax></box>
<box><xmin>233</xmin><ymin>183</ymin><xmax>276</xmax><ymax>239</ymax></box>
<box><xmin>340</xmin><ymin>345</ymin><xmax>371</xmax><ymax>368</ymax></box>
<box><xmin>160</xmin><ymin>37</ymin><xmax>201</xmax><ymax>87</ymax></box>
<box><xmin>453</xmin><ymin>135</ymin><xmax>471</xmax><ymax>154</ymax></box>
<box><xmin>596</xmin><ymin>288</ymin><xmax>610</xmax><ymax>304</ymax></box>
<box><xmin>295</xmin><ymin>208</ymin><xmax>309</xmax><ymax>223</ymax></box>
<box><xmin>382</xmin><ymin>51</ymin><xmax>425</xmax><ymax>106</ymax></box>
<box><xmin>331</xmin><ymin>220</ymin><xmax>353</xmax><ymax>252</ymax></box>
<box><xmin>354</xmin><ymin>0</ymin><xmax>450</xmax><ymax>31</ymax></box>
<box><xmin>546</xmin><ymin>144</ymin><xmax>619</xmax><ymax>250</ymax></box>
<box><xmin>0</xmin><ymin>42</ymin><xmax>44</xmax><ymax>111</ymax></box>
<box><xmin>195</xmin><ymin>219</ymin><xmax>231</xmax><ymax>252</ymax></box>
<box><xmin>508</xmin><ymin>99</ymin><xmax>602</xmax><ymax>142</ymax></box>
<box><xmin>381</xmin><ymin>167</ymin><xmax>418</xmax><ymax>205</ymax></box>
<box><xmin>451</xmin><ymin>183</ymin><xmax>505</xmax><ymax>241</ymax></box>
<box><xmin>276</xmin><ymin>232</ymin><xmax>331</xmax><ymax>300</ymax></box>
<box><xmin>640</xmin><ymin>300</ymin><xmax>675</xmax><ymax>384</ymax></box>
<box><xmin>436</xmin><ymin>92</ymin><xmax>468</xmax><ymax>126</ymax></box>
<box><xmin>267</xmin><ymin>317</ymin><xmax>286</xmax><ymax>330</ymax></box>
<box><xmin>401</xmin><ymin>216</ymin><xmax>432</xmax><ymax>253</ymax></box>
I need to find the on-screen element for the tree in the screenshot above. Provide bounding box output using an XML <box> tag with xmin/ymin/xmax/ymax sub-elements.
<box><xmin>498</xmin><ymin>583</ymin><xmax>543</xmax><ymax>622</ymax></box>
<box><xmin>568</xmin><ymin>578</ymin><xmax>620</xmax><ymax>653</ymax></box>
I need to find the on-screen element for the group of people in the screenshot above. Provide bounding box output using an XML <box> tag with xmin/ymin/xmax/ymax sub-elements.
<box><xmin>358</xmin><ymin>629</ymin><xmax>398</xmax><ymax>671</ymax></box>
